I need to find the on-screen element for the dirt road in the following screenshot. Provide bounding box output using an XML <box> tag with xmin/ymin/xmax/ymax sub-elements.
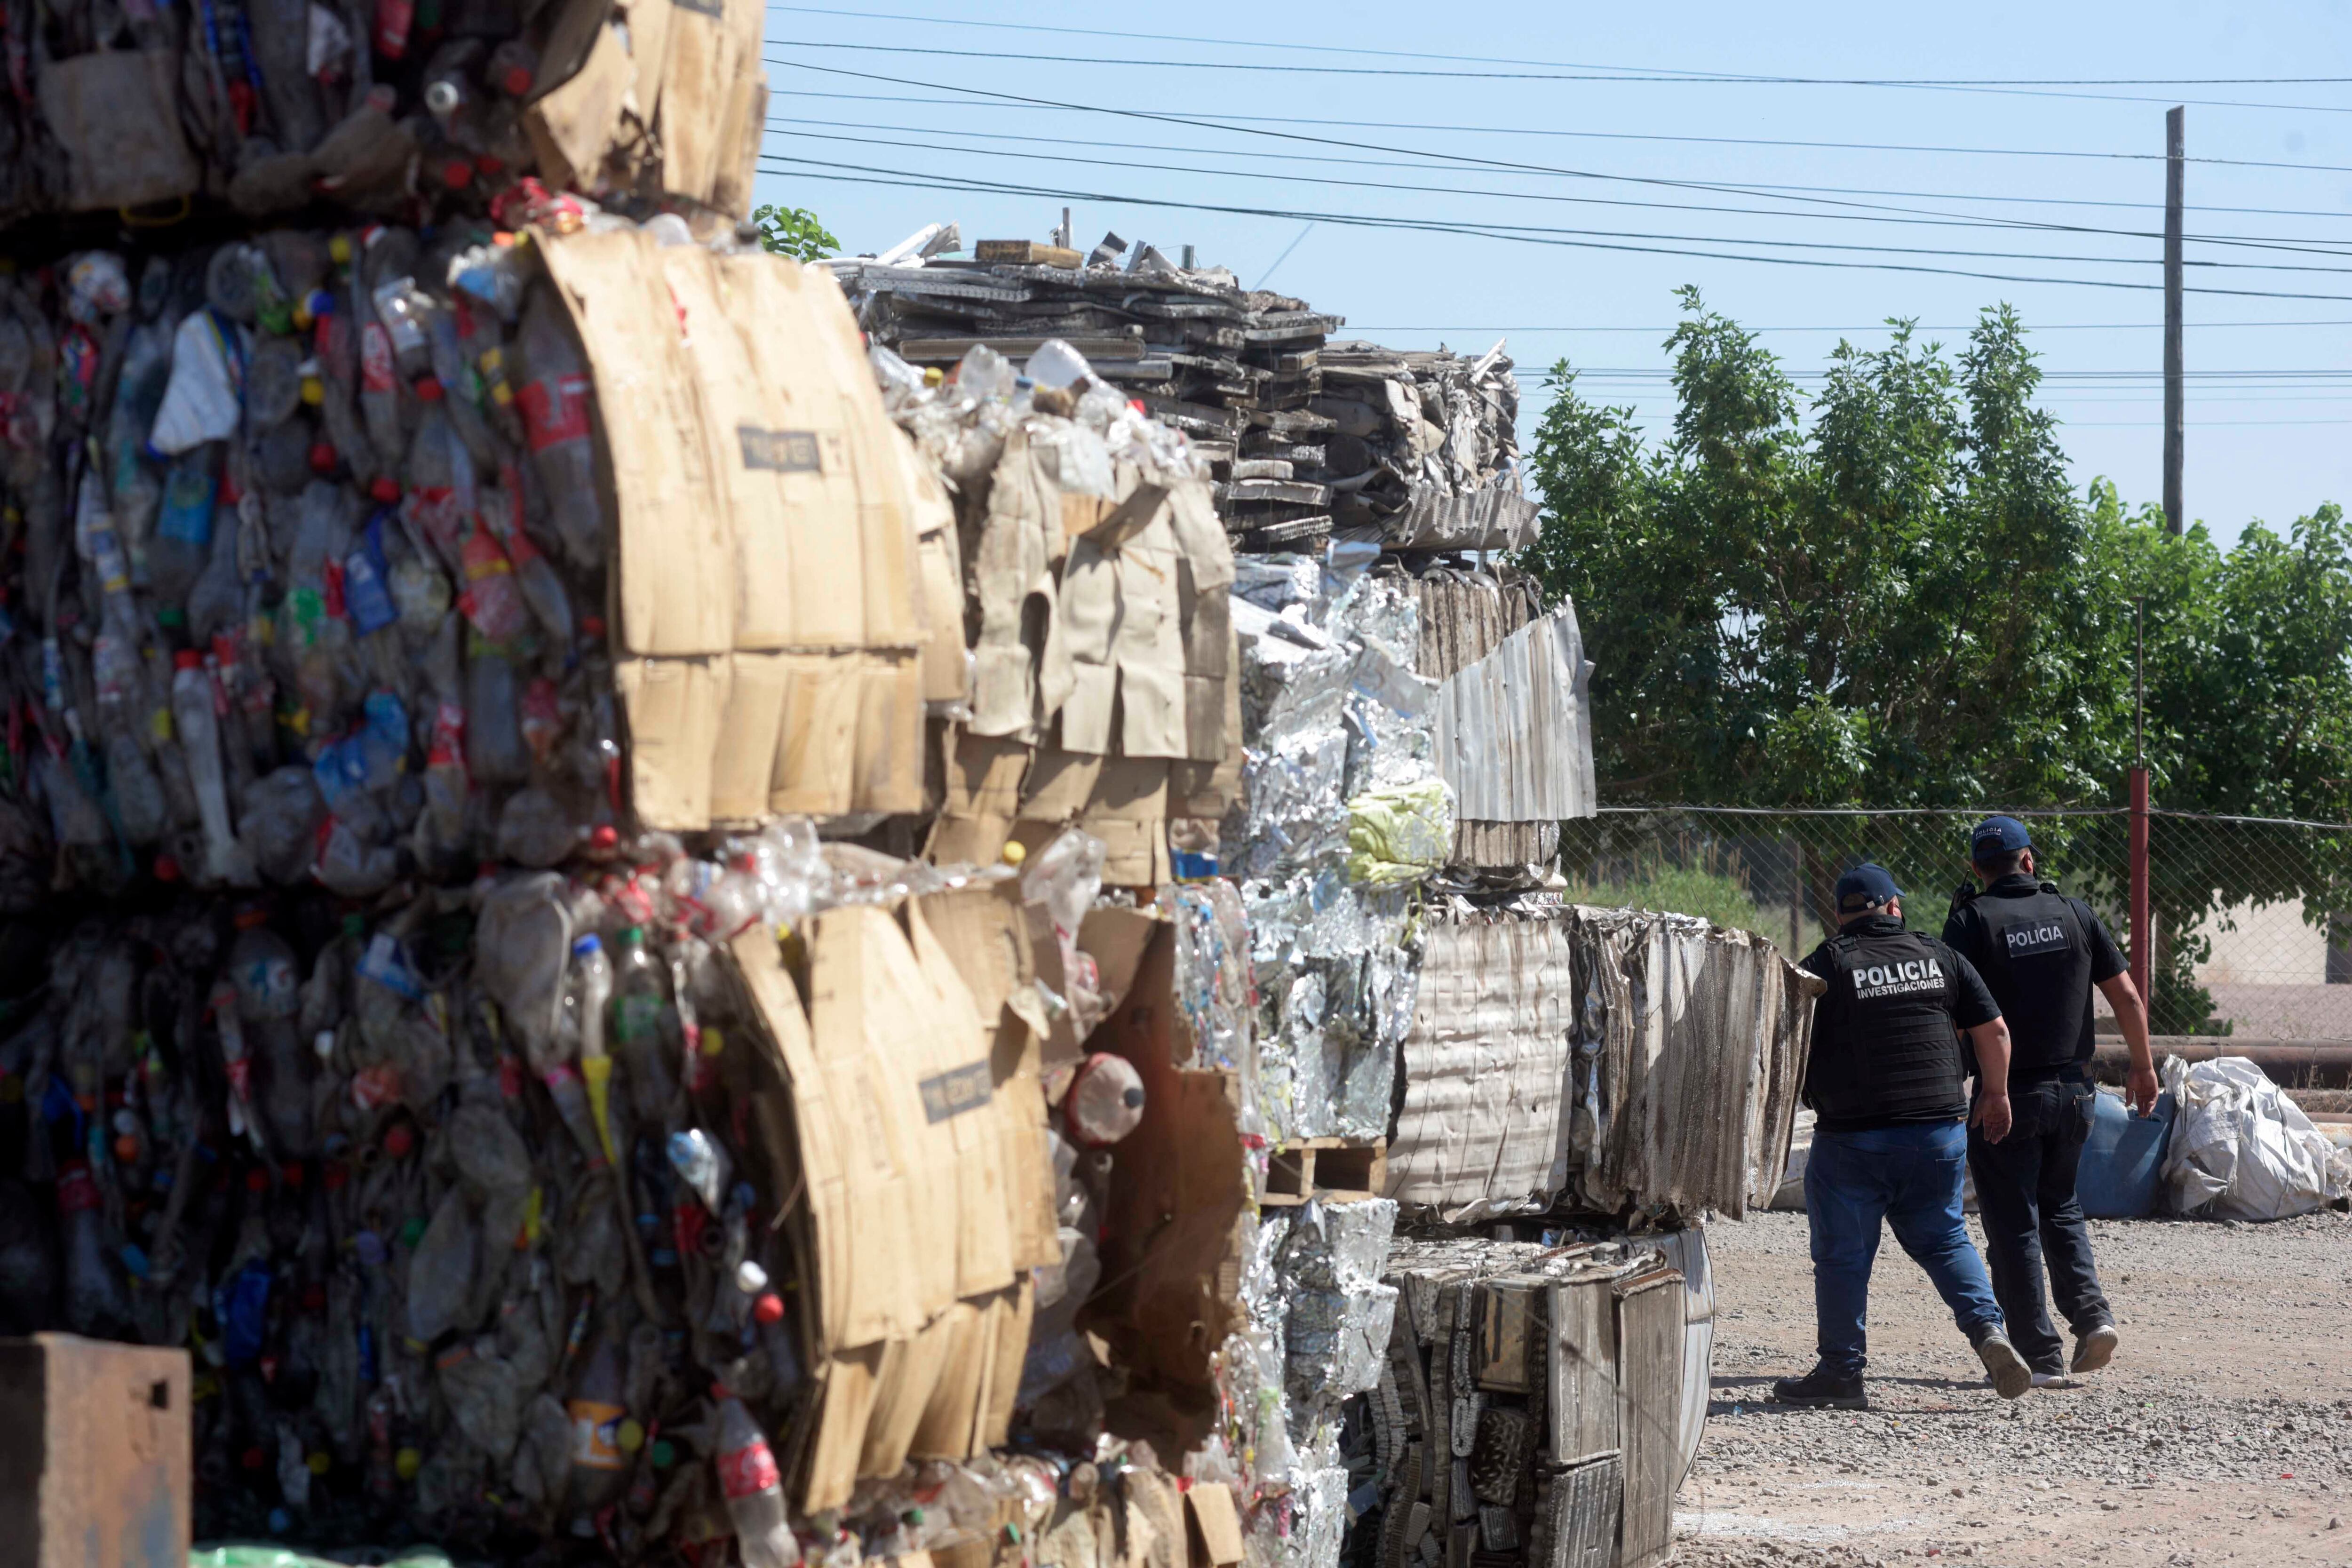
<box><xmin>1676</xmin><ymin>1208</ymin><xmax>2352</xmax><ymax>1565</ymax></box>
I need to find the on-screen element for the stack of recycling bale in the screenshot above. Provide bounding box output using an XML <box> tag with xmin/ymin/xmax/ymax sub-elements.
<box><xmin>0</xmin><ymin>2</ymin><xmax>1126</xmax><ymax>1560</ymax></box>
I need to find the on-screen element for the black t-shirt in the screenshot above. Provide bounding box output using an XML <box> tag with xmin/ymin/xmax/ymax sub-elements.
<box><xmin>1942</xmin><ymin>875</ymin><xmax>2127</xmax><ymax>1078</ymax></box>
<box><xmin>1799</xmin><ymin>914</ymin><xmax>2002</xmax><ymax>1131</ymax></box>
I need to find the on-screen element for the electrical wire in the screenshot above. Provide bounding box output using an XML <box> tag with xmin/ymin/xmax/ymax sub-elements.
<box><xmin>760</xmin><ymin>116</ymin><xmax>2352</xmax><ymax>247</ymax></box>
<box><xmin>767</xmin><ymin>111</ymin><xmax>2352</xmax><ymax>223</ymax></box>
<box><xmin>759</xmin><ymin>151</ymin><xmax>2352</xmax><ymax>301</ymax></box>
<box><xmin>766</xmin><ymin>37</ymin><xmax>2352</xmax><ymax>114</ymax></box>
<box><xmin>769</xmin><ymin>88</ymin><xmax>2352</xmax><ymax>177</ymax></box>
<box><xmin>764</xmin><ymin>7</ymin><xmax>2352</xmax><ymax>89</ymax></box>
<box><xmin>760</xmin><ymin>60</ymin><xmax>2352</xmax><ymax>261</ymax></box>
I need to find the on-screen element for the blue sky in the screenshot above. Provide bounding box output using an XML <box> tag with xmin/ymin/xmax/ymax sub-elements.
<box><xmin>754</xmin><ymin>2</ymin><xmax>2352</xmax><ymax>547</ymax></box>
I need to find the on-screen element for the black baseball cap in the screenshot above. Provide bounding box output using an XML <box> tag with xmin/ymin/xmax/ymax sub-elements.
<box><xmin>1971</xmin><ymin>815</ymin><xmax>2033</xmax><ymax>857</ymax></box>
<box><xmin>1834</xmin><ymin>863</ymin><xmax>1904</xmax><ymax>913</ymax></box>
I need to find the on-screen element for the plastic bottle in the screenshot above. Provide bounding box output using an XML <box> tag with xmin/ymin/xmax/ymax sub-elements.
<box><xmin>486</xmin><ymin>38</ymin><xmax>537</xmax><ymax>97</ymax></box>
<box><xmin>458</xmin><ymin>525</ymin><xmax>530</xmax><ymax>644</ymax></box>
<box><xmin>568</xmin><ymin>934</ymin><xmax>616</xmax><ymax>1163</ymax></box>
<box><xmin>610</xmin><ymin>927</ymin><xmax>676</xmax><ymax>1124</ymax></box>
<box><xmin>514</xmin><ymin>286</ymin><xmax>605</xmax><ymax>570</ymax></box>
<box><xmin>564</xmin><ymin>1329</ymin><xmax>628</xmax><ymax>1515</ymax></box>
<box><xmin>491</xmin><ymin>466</ymin><xmax>573</xmax><ymax>648</ymax></box>
<box><xmin>665</xmin><ymin>1129</ymin><xmax>729</xmax><ymax>1215</ymax></box>
<box><xmin>715</xmin><ymin>1396</ymin><xmax>798</xmax><ymax>1568</ymax></box>
<box><xmin>464</xmin><ymin>636</ymin><xmax>530</xmax><ymax>786</ymax></box>
<box><xmin>407</xmin><ymin>1185</ymin><xmax>478</xmax><ymax>1344</ymax></box>
<box><xmin>58</xmin><ymin>1161</ymin><xmax>132</xmax><ymax>1337</ymax></box>
<box><xmin>149</xmin><ymin>445</ymin><xmax>219</xmax><ymax>607</ymax></box>
<box><xmin>172</xmin><ymin>651</ymin><xmax>254</xmax><ymax>885</ymax></box>
<box><xmin>1064</xmin><ymin>1052</ymin><xmax>1147</xmax><ymax>1147</ymax></box>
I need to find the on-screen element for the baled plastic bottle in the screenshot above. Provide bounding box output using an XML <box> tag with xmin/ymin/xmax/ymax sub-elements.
<box><xmin>1064</xmin><ymin>1051</ymin><xmax>1147</xmax><ymax>1147</ymax></box>
<box><xmin>715</xmin><ymin>1396</ymin><xmax>798</xmax><ymax>1568</ymax></box>
<box><xmin>406</xmin><ymin>1184</ymin><xmax>478</xmax><ymax>1344</ymax></box>
<box><xmin>564</xmin><ymin>1329</ymin><xmax>628</xmax><ymax>1515</ymax></box>
<box><xmin>464</xmin><ymin>636</ymin><xmax>530</xmax><ymax>786</ymax></box>
<box><xmin>514</xmin><ymin>286</ymin><xmax>605</xmax><ymax>569</ymax></box>
<box><xmin>148</xmin><ymin>445</ymin><xmax>218</xmax><ymax>607</ymax></box>
<box><xmin>171</xmin><ymin>651</ymin><xmax>254</xmax><ymax>885</ymax></box>
<box><xmin>57</xmin><ymin>1162</ymin><xmax>132</xmax><ymax>1337</ymax></box>
<box><xmin>610</xmin><ymin>927</ymin><xmax>676</xmax><ymax>1124</ymax></box>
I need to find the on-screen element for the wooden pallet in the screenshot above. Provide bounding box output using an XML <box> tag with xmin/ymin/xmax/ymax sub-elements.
<box><xmin>1261</xmin><ymin>1137</ymin><xmax>1388</xmax><ymax>1206</ymax></box>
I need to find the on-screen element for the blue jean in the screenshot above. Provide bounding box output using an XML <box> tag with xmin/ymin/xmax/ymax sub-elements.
<box><xmin>1805</xmin><ymin>1119</ymin><xmax>2004</xmax><ymax>1376</ymax></box>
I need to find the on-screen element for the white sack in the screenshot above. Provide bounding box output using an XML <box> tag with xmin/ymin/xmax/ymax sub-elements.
<box><xmin>2160</xmin><ymin>1055</ymin><xmax>2352</xmax><ymax>1221</ymax></box>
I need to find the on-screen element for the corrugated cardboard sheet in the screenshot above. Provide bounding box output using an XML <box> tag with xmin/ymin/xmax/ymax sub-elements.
<box><xmin>523</xmin><ymin>0</ymin><xmax>765</xmax><ymax>214</ymax></box>
<box><xmin>1432</xmin><ymin>601</ymin><xmax>1597</xmax><ymax>824</ymax></box>
<box><xmin>722</xmin><ymin>887</ymin><xmax>1055</xmax><ymax>1510</ymax></box>
<box><xmin>1386</xmin><ymin>906</ymin><xmax>1820</xmax><ymax>1221</ymax></box>
<box><xmin>540</xmin><ymin>228</ymin><xmax>931</xmax><ymax>830</ymax></box>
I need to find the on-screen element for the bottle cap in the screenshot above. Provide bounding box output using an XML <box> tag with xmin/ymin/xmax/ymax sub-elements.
<box><xmin>1001</xmin><ymin>840</ymin><xmax>1027</xmax><ymax>866</ymax></box>
<box><xmin>173</xmin><ymin>650</ymin><xmax>202</xmax><ymax>670</ymax></box>
<box><xmin>383</xmin><ymin>1123</ymin><xmax>415</xmax><ymax>1158</ymax></box>
<box><xmin>152</xmin><ymin>854</ymin><xmax>180</xmax><ymax>882</ymax></box>
<box><xmin>754</xmin><ymin>1291</ymin><xmax>784</xmax><ymax>1324</ymax></box>
<box><xmin>442</xmin><ymin>159</ymin><xmax>473</xmax><ymax>191</ymax></box>
<box><xmin>616</xmin><ymin>1418</ymin><xmax>645</xmax><ymax>1453</ymax></box>
<box><xmin>624</xmin><ymin>925</ymin><xmax>644</xmax><ymax>943</ymax></box>
<box><xmin>369</xmin><ymin>476</ymin><xmax>400</xmax><ymax>503</ymax></box>
<box><xmin>415</xmin><ymin>375</ymin><xmax>445</xmax><ymax>401</ymax></box>
<box><xmin>398</xmin><ymin>1216</ymin><xmax>426</xmax><ymax>1247</ymax></box>
<box><xmin>503</xmin><ymin>65</ymin><xmax>533</xmax><ymax>95</ymax></box>
<box><xmin>309</xmin><ymin>440</ymin><xmax>337</xmax><ymax>472</ymax></box>
<box><xmin>394</xmin><ymin>1447</ymin><xmax>422</xmax><ymax>1480</ymax></box>
<box><xmin>572</xmin><ymin>934</ymin><xmax>602</xmax><ymax>955</ymax></box>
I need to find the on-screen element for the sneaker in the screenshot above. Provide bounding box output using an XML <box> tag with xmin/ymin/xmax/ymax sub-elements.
<box><xmin>1973</xmin><ymin>1329</ymin><xmax>2033</xmax><ymax>1400</ymax></box>
<box><xmin>2071</xmin><ymin>1321</ymin><xmax>2120</xmax><ymax>1374</ymax></box>
<box><xmin>2030</xmin><ymin>1371</ymin><xmax>2080</xmax><ymax>1390</ymax></box>
<box><xmin>1771</xmin><ymin>1364</ymin><xmax>1868</xmax><ymax>1409</ymax></box>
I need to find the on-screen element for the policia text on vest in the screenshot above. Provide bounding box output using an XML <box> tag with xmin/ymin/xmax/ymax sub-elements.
<box><xmin>1941</xmin><ymin>814</ymin><xmax>2153</xmax><ymax>1383</ymax></box>
<box><xmin>1772</xmin><ymin>862</ymin><xmax>2036</xmax><ymax>1410</ymax></box>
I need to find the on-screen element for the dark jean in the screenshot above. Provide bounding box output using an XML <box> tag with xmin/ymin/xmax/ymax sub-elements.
<box><xmin>1967</xmin><ymin>1078</ymin><xmax>2113</xmax><ymax>1372</ymax></box>
<box><xmin>1805</xmin><ymin>1119</ymin><xmax>2004</xmax><ymax>1376</ymax></box>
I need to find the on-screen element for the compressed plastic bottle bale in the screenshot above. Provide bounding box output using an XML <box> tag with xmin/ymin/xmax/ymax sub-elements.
<box><xmin>405</xmin><ymin>1184</ymin><xmax>479</xmax><ymax>1343</ymax></box>
<box><xmin>439</xmin><ymin>1345</ymin><xmax>523</xmax><ymax>1459</ymax></box>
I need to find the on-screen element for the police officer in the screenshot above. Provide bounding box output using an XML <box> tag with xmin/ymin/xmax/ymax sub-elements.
<box><xmin>1943</xmin><ymin>816</ymin><xmax>2157</xmax><ymax>1386</ymax></box>
<box><xmin>1774</xmin><ymin>864</ymin><xmax>2034</xmax><ymax>1409</ymax></box>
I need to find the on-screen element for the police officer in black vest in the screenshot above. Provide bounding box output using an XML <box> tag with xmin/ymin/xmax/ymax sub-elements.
<box><xmin>1943</xmin><ymin>816</ymin><xmax>2157</xmax><ymax>1386</ymax></box>
<box><xmin>1773</xmin><ymin>864</ymin><xmax>2034</xmax><ymax>1409</ymax></box>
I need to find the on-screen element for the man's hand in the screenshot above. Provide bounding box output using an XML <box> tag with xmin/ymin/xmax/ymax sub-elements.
<box><xmin>2126</xmin><ymin>1064</ymin><xmax>2161</xmax><ymax>1117</ymax></box>
<box><xmin>1972</xmin><ymin>1091</ymin><xmax>2012</xmax><ymax>1143</ymax></box>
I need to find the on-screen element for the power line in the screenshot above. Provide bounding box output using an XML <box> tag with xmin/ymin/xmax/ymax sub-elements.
<box><xmin>761</xmin><ymin>122</ymin><xmax>2352</xmax><ymax>262</ymax></box>
<box><xmin>768</xmin><ymin>38</ymin><xmax>2352</xmax><ymax>114</ymax></box>
<box><xmin>758</xmin><ymin>152</ymin><xmax>2352</xmax><ymax>301</ymax></box>
<box><xmin>763</xmin><ymin>59</ymin><xmax>2352</xmax><ymax>266</ymax></box>
<box><xmin>770</xmin><ymin>88</ymin><xmax>2352</xmax><ymax>177</ymax></box>
<box><xmin>765</xmin><ymin>8</ymin><xmax>2352</xmax><ymax>88</ymax></box>
<box><xmin>762</xmin><ymin>114</ymin><xmax>2352</xmax><ymax>231</ymax></box>
<box><xmin>1348</xmin><ymin>321</ymin><xmax>2352</xmax><ymax>332</ymax></box>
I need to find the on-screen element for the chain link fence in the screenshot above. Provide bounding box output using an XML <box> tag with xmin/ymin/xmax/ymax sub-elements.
<box><xmin>1559</xmin><ymin>807</ymin><xmax>2352</xmax><ymax>1040</ymax></box>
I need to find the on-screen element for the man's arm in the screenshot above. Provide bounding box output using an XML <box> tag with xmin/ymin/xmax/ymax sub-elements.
<box><xmin>1966</xmin><ymin>1016</ymin><xmax>2013</xmax><ymax>1142</ymax></box>
<box><xmin>2096</xmin><ymin>971</ymin><xmax>2160</xmax><ymax>1116</ymax></box>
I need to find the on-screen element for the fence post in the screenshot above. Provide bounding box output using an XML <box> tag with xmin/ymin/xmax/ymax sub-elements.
<box><xmin>2130</xmin><ymin>768</ymin><xmax>2152</xmax><ymax>1005</ymax></box>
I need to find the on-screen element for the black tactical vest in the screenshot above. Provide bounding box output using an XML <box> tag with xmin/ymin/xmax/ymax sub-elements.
<box><xmin>1806</xmin><ymin>925</ymin><xmax>1970</xmax><ymax>1126</ymax></box>
<box><xmin>1970</xmin><ymin>882</ymin><xmax>2094</xmax><ymax>1074</ymax></box>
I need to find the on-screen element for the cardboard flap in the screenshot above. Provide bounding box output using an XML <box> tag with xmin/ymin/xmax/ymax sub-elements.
<box><xmin>653</xmin><ymin>0</ymin><xmax>756</xmax><ymax>201</ymax></box>
<box><xmin>1078</xmin><ymin>906</ymin><xmax>1164</xmax><ymax>1023</ymax></box>
<box><xmin>1185</xmin><ymin>1484</ymin><xmax>1246</xmax><ymax>1568</ymax></box>
<box><xmin>805</xmin><ymin>905</ymin><xmax>962</xmax><ymax>1332</ymax></box>
<box><xmin>615</xmin><ymin>656</ymin><xmax>726</xmax><ymax>831</ymax></box>
<box><xmin>904</xmin><ymin>898</ymin><xmax>1017</xmax><ymax>1300</ymax></box>
<box><xmin>522</xmin><ymin>20</ymin><xmax>633</xmax><ymax>195</ymax></box>
<box><xmin>540</xmin><ymin>227</ymin><xmax>735</xmax><ymax>656</ymax></box>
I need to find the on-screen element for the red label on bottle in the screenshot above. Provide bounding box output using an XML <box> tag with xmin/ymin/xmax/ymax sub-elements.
<box><xmin>717</xmin><ymin>1439</ymin><xmax>779</xmax><ymax>1500</ymax></box>
<box><xmin>361</xmin><ymin>323</ymin><xmax>396</xmax><ymax>393</ymax></box>
<box><xmin>57</xmin><ymin>1162</ymin><xmax>99</xmax><ymax>1215</ymax></box>
<box><xmin>374</xmin><ymin>0</ymin><xmax>414</xmax><ymax>58</ymax></box>
<box><xmin>350</xmin><ymin>1064</ymin><xmax>402</xmax><ymax>1110</ymax></box>
<box><xmin>517</xmin><ymin>374</ymin><xmax>590</xmax><ymax>452</ymax></box>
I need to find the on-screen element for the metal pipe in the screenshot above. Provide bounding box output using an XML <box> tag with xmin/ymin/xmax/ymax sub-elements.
<box><xmin>2092</xmin><ymin>1039</ymin><xmax>2352</xmax><ymax>1088</ymax></box>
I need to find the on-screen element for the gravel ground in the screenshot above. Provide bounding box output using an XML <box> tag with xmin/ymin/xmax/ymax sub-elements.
<box><xmin>1674</xmin><ymin>1207</ymin><xmax>2352</xmax><ymax>1566</ymax></box>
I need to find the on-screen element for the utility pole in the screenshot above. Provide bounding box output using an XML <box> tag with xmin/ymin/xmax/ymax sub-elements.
<box><xmin>2164</xmin><ymin>106</ymin><xmax>2185</xmax><ymax>536</ymax></box>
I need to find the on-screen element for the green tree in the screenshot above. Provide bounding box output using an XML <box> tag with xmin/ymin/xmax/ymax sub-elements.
<box><xmin>751</xmin><ymin>204</ymin><xmax>839</xmax><ymax>262</ymax></box>
<box><xmin>1524</xmin><ymin>288</ymin><xmax>2352</xmax><ymax>1031</ymax></box>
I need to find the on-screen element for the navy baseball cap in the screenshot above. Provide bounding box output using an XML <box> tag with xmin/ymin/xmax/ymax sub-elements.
<box><xmin>1834</xmin><ymin>863</ymin><xmax>1905</xmax><ymax>913</ymax></box>
<box><xmin>1971</xmin><ymin>815</ymin><xmax>2033</xmax><ymax>857</ymax></box>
